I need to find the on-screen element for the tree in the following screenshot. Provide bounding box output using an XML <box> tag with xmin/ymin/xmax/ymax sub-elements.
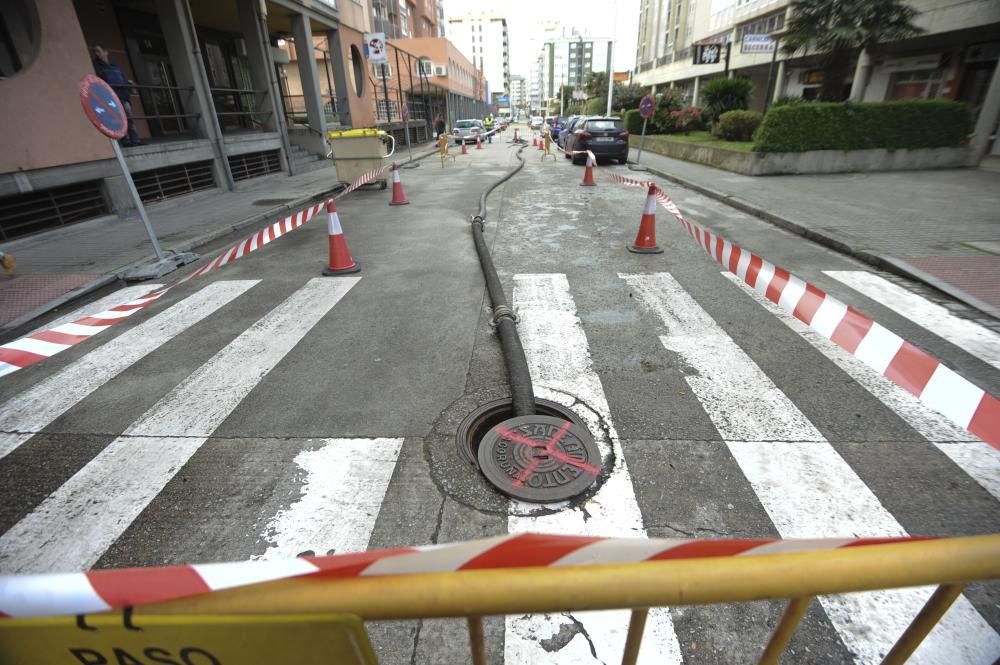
<box><xmin>701</xmin><ymin>78</ymin><xmax>754</xmax><ymax>123</ymax></box>
<box><xmin>584</xmin><ymin>71</ymin><xmax>609</xmax><ymax>100</ymax></box>
<box><xmin>614</xmin><ymin>83</ymin><xmax>649</xmax><ymax>114</ymax></box>
<box><xmin>782</xmin><ymin>0</ymin><xmax>922</xmax><ymax>101</ymax></box>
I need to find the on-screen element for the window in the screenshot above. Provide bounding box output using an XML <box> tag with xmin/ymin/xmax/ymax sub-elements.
<box><xmin>0</xmin><ymin>0</ymin><xmax>40</xmax><ymax>77</ymax></box>
<box><xmin>372</xmin><ymin>62</ymin><xmax>392</xmax><ymax>79</ymax></box>
<box><xmin>376</xmin><ymin>99</ymin><xmax>399</xmax><ymax>121</ymax></box>
<box><xmin>416</xmin><ymin>58</ymin><xmax>433</xmax><ymax>76</ymax></box>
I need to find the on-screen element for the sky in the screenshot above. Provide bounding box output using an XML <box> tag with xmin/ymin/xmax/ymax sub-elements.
<box><xmin>441</xmin><ymin>0</ymin><xmax>642</xmax><ymax>77</ymax></box>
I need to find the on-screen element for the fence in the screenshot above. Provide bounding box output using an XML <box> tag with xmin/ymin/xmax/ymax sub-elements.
<box><xmin>1</xmin><ymin>534</ymin><xmax>996</xmax><ymax>665</ymax></box>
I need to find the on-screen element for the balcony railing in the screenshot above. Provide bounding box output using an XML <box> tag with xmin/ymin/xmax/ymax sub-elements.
<box><xmin>210</xmin><ymin>87</ymin><xmax>272</xmax><ymax>132</ymax></box>
<box><xmin>129</xmin><ymin>83</ymin><xmax>198</xmax><ymax>138</ymax></box>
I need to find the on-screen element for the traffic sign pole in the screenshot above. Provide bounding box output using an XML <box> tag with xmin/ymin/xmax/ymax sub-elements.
<box><xmin>111</xmin><ymin>140</ymin><xmax>166</xmax><ymax>261</ymax></box>
<box><xmin>630</xmin><ymin>95</ymin><xmax>655</xmax><ymax>172</ymax></box>
<box><xmin>78</xmin><ymin>74</ymin><xmax>197</xmax><ymax>280</ymax></box>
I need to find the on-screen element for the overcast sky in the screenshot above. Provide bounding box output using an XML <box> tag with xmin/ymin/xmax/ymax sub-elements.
<box><xmin>441</xmin><ymin>0</ymin><xmax>642</xmax><ymax>77</ymax></box>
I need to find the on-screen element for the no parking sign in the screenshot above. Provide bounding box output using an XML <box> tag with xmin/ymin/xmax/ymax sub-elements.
<box><xmin>79</xmin><ymin>74</ymin><xmax>127</xmax><ymax>139</ymax></box>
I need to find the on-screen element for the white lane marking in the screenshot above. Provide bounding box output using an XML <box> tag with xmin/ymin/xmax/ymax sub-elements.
<box><xmin>825</xmin><ymin>270</ymin><xmax>1000</xmax><ymax>371</ymax></box>
<box><xmin>0</xmin><ymin>277</ymin><xmax>361</xmax><ymax>574</ymax></box>
<box><xmin>724</xmin><ymin>273</ymin><xmax>1000</xmax><ymax>501</ymax></box>
<box><xmin>254</xmin><ymin>438</ymin><xmax>403</xmax><ymax>561</ymax></box>
<box><xmin>28</xmin><ymin>285</ymin><xmax>165</xmax><ymax>335</ymax></box>
<box><xmin>0</xmin><ymin>281</ymin><xmax>260</xmax><ymax>460</ymax></box>
<box><xmin>509</xmin><ymin>274</ymin><xmax>682</xmax><ymax>665</ymax></box>
<box><xmin>622</xmin><ymin>272</ymin><xmax>1000</xmax><ymax>665</ymax></box>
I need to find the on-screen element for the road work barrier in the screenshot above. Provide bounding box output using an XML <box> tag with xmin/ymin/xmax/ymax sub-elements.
<box><xmin>560</xmin><ymin>146</ymin><xmax>1000</xmax><ymax>448</ymax></box>
<box><xmin>0</xmin><ymin>533</ymin><xmax>997</xmax><ymax>664</ymax></box>
<box><xmin>0</xmin><ymin>147</ymin><xmax>439</xmax><ymax>378</ymax></box>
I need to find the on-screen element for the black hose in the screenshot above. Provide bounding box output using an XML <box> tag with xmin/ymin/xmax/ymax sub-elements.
<box><xmin>470</xmin><ymin>141</ymin><xmax>535</xmax><ymax>416</ymax></box>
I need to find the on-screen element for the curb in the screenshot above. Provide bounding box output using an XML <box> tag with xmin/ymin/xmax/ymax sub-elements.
<box><xmin>4</xmin><ymin>146</ymin><xmax>441</xmax><ymax>336</ymax></box>
<box><xmin>638</xmin><ymin>162</ymin><xmax>999</xmax><ymax>322</ymax></box>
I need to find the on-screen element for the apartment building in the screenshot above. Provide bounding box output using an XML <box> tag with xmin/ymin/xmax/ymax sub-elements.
<box><xmin>532</xmin><ymin>26</ymin><xmax>613</xmax><ymax>105</ymax></box>
<box><xmin>372</xmin><ymin>0</ymin><xmax>440</xmax><ymax>39</ymax></box>
<box><xmin>510</xmin><ymin>74</ymin><xmax>527</xmax><ymax>117</ymax></box>
<box><xmin>446</xmin><ymin>14</ymin><xmax>510</xmax><ymax>96</ymax></box>
<box><xmin>633</xmin><ymin>0</ymin><xmax>1000</xmax><ymax>119</ymax></box>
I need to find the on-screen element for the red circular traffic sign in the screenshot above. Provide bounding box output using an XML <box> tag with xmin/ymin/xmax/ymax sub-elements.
<box><xmin>79</xmin><ymin>74</ymin><xmax>128</xmax><ymax>139</ymax></box>
<box><xmin>639</xmin><ymin>95</ymin><xmax>655</xmax><ymax>120</ymax></box>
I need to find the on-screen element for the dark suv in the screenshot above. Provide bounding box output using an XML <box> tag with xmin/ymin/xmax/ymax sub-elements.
<box><xmin>564</xmin><ymin>117</ymin><xmax>629</xmax><ymax>165</ymax></box>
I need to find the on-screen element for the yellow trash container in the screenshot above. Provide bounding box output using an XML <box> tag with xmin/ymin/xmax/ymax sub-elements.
<box><xmin>326</xmin><ymin>128</ymin><xmax>395</xmax><ymax>190</ymax></box>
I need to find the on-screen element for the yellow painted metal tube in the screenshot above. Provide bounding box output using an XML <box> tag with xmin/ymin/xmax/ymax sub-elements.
<box><xmin>880</xmin><ymin>584</ymin><xmax>965</xmax><ymax>665</ymax></box>
<box><xmin>468</xmin><ymin>616</ymin><xmax>486</xmax><ymax>665</ymax></box>
<box><xmin>620</xmin><ymin>608</ymin><xmax>648</xmax><ymax>665</ymax></box>
<box><xmin>756</xmin><ymin>596</ymin><xmax>812</xmax><ymax>665</ymax></box>
<box><xmin>137</xmin><ymin>536</ymin><xmax>1000</xmax><ymax>621</ymax></box>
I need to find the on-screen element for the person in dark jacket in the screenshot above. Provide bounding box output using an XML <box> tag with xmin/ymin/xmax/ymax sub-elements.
<box><xmin>92</xmin><ymin>44</ymin><xmax>143</xmax><ymax>147</ymax></box>
<box><xmin>434</xmin><ymin>114</ymin><xmax>445</xmax><ymax>139</ymax></box>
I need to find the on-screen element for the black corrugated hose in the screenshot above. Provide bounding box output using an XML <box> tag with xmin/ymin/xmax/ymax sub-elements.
<box><xmin>470</xmin><ymin>135</ymin><xmax>535</xmax><ymax>416</ymax></box>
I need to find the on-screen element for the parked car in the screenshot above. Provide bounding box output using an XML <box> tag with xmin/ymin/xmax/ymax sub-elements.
<box><xmin>529</xmin><ymin>116</ymin><xmax>544</xmax><ymax>130</ymax></box>
<box><xmin>544</xmin><ymin>116</ymin><xmax>562</xmax><ymax>140</ymax></box>
<box><xmin>564</xmin><ymin>117</ymin><xmax>629</xmax><ymax>165</ymax></box>
<box><xmin>453</xmin><ymin>119</ymin><xmax>485</xmax><ymax>144</ymax></box>
<box><xmin>557</xmin><ymin>115</ymin><xmax>582</xmax><ymax>149</ymax></box>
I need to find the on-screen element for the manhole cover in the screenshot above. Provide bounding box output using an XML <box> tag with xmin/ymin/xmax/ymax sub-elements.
<box><xmin>477</xmin><ymin>415</ymin><xmax>601</xmax><ymax>503</ymax></box>
<box><xmin>252</xmin><ymin>198</ymin><xmax>295</xmax><ymax>206</ymax></box>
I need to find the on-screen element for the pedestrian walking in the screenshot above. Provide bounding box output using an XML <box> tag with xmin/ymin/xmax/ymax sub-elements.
<box><xmin>92</xmin><ymin>44</ymin><xmax>143</xmax><ymax>147</ymax></box>
<box><xmin>434</xmin><ymin>114</ymin><xmax>446</xmax><ymax>139</ymax></box>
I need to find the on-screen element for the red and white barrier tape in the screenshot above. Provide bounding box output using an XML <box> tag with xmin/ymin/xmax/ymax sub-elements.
<box><xmin>0</xmin><ymin>533</ymin><xmax>926</xmax><ymax>618</ymax></box>
<box><xmin>0</xmin><ymin>164</ymin><xmax>392</xmax><ymax>378</ymax></box>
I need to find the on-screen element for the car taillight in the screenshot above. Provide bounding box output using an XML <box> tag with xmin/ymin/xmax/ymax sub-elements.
<box><xmin>618</xmin><ymin>131</ymin><xmax>629</xmax><ymax>139</ymax></box>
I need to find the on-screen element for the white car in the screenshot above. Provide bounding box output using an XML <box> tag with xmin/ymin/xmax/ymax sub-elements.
<box><xmin>529</xmin><ymin>116</ymin><xmax>543</xmax><ymax>130</ymax></box>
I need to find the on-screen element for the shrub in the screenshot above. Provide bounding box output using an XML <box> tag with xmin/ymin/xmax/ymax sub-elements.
<box><xmin>771</xmin><ymin>95</ymin><xmax>810</xmax><ymax>108</ymax></box>
<box><xmin>670</xmin><ymin>105</ymin><xmax>704</xmax><ymax>133</ymax></box>
<box><xmin>718</xmin><ymin>110</ymin><xmax>762</xmax><ymax>141</ymax></box>
<box><xmin>624</xmin><ymin>109</ymin><xmax>645</xmax><ymax>134</ymax></box>
<box><xmin>584</xmin><ymin>97</ymin><xmax>607</xmax><ymax>115</ymax></box>
<box><xmin>753</xmin><ymin>99</ymin><xmax>972</xmax><ymax>153</ymax></box>
<box><xmin>650</xmin><ymin>89</ymin><xmax>683</xmax><ymax>133</ymax></box>
<box><xmin>701</xmin><ymin>77</ymin><xmax>754</xmax><ymax>122</ymax></box>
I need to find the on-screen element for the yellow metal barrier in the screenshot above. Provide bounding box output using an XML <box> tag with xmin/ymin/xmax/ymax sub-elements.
<box><xmin>2</xmin><ymin>535</ymin><xmax>997</xmax><ymax>664</ymax></box>
<box><xmin>136</xmin><ymin>535</ymin><xmax>998</xmax><ymax>664</ymax></box>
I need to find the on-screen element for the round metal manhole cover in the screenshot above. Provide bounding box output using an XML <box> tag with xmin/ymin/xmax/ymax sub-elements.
<box><xmin>477</xmin><ymin>415</ymin><xmax>601</xmax><ymax>503</ymax></box>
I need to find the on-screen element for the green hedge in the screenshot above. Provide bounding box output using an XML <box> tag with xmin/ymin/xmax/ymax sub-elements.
<box><xmin>753</xmin><ymin>100</ymin><xmax>971</xmax><ymax>153</ymax></box>
<box><xmin>624</xmin><ymin>109</ymin><xmax>644</xmax><ymax>135</ymax></box>
<box><xmin>718</xmin><ymin>110</ymin><xmax>762</xmax><ymax>142</ymax></box>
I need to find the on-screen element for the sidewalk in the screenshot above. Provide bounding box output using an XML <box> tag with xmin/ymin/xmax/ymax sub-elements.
<box><xmin>635</xmin><ymin>151</ymin><xmax>1000</xmax><ymax>319</ymax></box>
<box><xmin>0</xmin><ymin>164</ymin><xmax>348</xmax><ymax>332</ymax></box>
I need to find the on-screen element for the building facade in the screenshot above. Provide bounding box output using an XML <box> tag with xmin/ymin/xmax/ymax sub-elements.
<box><xmin>445</xmin><ymin>14</ymin><xmax>510</xmax><ymax>97</ymax></box>
<box><xmin>372</xmin><ymin>0</ymin><xmax>440</xmax><ymax>39</ymax></box>
<box><xmin>0</xmin><ymin>0</ymin><xmax>487</xmax><ymax>242</ymax></box>
<box><xmin>510</xmin><ymin>74</ymin><xmax>527</xmax><ymax>117</ymax></box>
<box><xmin>633</xmin><ymin>0</ymin><xmax>1000</xmax><ymax>126</ymax></box>
<box><xmin>532</xmin><ymin>27</ymin><xmax>613</xmax><ymax>105</ymax></box>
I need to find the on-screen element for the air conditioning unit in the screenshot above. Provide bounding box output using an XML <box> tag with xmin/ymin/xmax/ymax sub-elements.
<box><xmin>434</xmin><ymin>65</ymin><xmax>447</xmax><ymax>77</ymax></box>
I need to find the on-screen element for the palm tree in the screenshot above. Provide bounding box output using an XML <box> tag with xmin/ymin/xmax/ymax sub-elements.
<box><xmin>781</xmin><ymin>0</ymin><xmax>923</xmax><ymax>101</ymax></box>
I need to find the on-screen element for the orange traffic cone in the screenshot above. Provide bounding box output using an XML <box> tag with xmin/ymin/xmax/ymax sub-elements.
<box><xmin>537</xmin><ymin>138</ymin><xmax>544</xmax><ymax>151</ymax></box>
<box><xmin>389</xmin><ymin>163</ymin><xmax>409</xmax><ymax>206</ymax></box>
<box><xmin>531</xmin><ymin>135</ymin><xmax>537</xmax><ymax>147</ymax></box>
<box><xmin>322</xmin><ymin>200</ymin><xmax>361</xmax><ymax>275</ymax></box>
<box><xmin>627</xmin><ymin>184</ymin><xmax>663</xmax><ymax>254</ymax></box>
<box><xmin>461</xmin><ymin>140</ymin><xmax>468</xmax><ymax>155</ymax></box>
<box><xmin>476</xmin><ymin>135</ymin><xmax>483</xmax><ymax>150</ymax></box>
<box><xmin>580</xmin><ymin>155</ymin><xmax>596</xmax><ymax>187</ymax></box>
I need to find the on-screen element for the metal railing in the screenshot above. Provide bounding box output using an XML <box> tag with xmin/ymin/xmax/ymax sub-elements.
<box><xmin>209</xmin><ymin>87</ymin><xmax>271</xmax><ymax>132</ymax></box>
<box><xmin>129</xmin><ymin>535</ymin><xmax>999</xmax><ymax>665</ymax></box>
<box><xmin>128</xmin><ymin>83</ymin><xmax>198</xmax><ymax>137</ymax></box>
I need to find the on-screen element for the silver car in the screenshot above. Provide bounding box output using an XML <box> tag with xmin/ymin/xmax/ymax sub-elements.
<box><xmin>453</xmin><ymin>119</ymin><xmax>485</xmax><ymax>144</ymax></box>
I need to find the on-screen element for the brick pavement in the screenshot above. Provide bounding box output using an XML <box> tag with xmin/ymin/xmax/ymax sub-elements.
<box><xmin>636</xmin><ymin>151</ymin><xmax>1000</xmax><ymax>317</ymax></box>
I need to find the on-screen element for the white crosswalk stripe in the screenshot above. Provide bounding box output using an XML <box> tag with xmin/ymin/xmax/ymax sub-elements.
<box><xmin>622</xmin><ymin>271</ymin><xmax>1000</xmax><ymax>665</ymax></box>
<box><xmin>825</xmin><ymin>270</ymin><xmax>1000</xmax><ymax>371</ymax></box>
<box><xmin>0</xmin><ymin>281</ymin><xmax>259</xmax><ymax>460</ymax></box>
<box><xmin>0</xmin><ymin>277</ymin><xmax>360</xmax><ymax>574</ymax></box>
<box><xmin>509</xmin><ymin>273</ymin><xmax>683</xmax><ymax>665</ymax></box>
<box><xmin>725</xmin><ymin>272</ymin><xmax>1000</xmax><ymax>501</ymax></box>
<box><xmin>254</xmin><ymin>438</ymin><xmax>403</xmax><ymax>561</ymax></box>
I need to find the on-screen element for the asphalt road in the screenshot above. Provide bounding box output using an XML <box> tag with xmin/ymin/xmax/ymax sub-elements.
<box><xmin>1</xmin><ymin>130</ymin><xmax>998</xmax><ymax>664</ymax></box>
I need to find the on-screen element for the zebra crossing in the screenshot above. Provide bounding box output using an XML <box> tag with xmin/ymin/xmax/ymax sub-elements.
<box><xmin>0</xmin><ymin>265</ymin><xmax>997</xmax><ymax>664</ymax></box>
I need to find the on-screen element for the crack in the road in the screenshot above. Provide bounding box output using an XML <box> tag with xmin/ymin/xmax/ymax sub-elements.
<box><xmin>409</xmin><ymin>619</ymin><xmax>423</xmax><ymax>665</ymax></box>
<box><xmin>645</xmin><ymin>523</ymin><xmax>727</xmax><ymax>537</ymax></box>
<box><xmin>537</xmin><ymin>613</ymin><xmax>604</xmax><ymax>662</ymax></box>
<box><xmin>430</xmin><ymin>494</ymin><xmax>447</xmax><ymax>544</ymax></box>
